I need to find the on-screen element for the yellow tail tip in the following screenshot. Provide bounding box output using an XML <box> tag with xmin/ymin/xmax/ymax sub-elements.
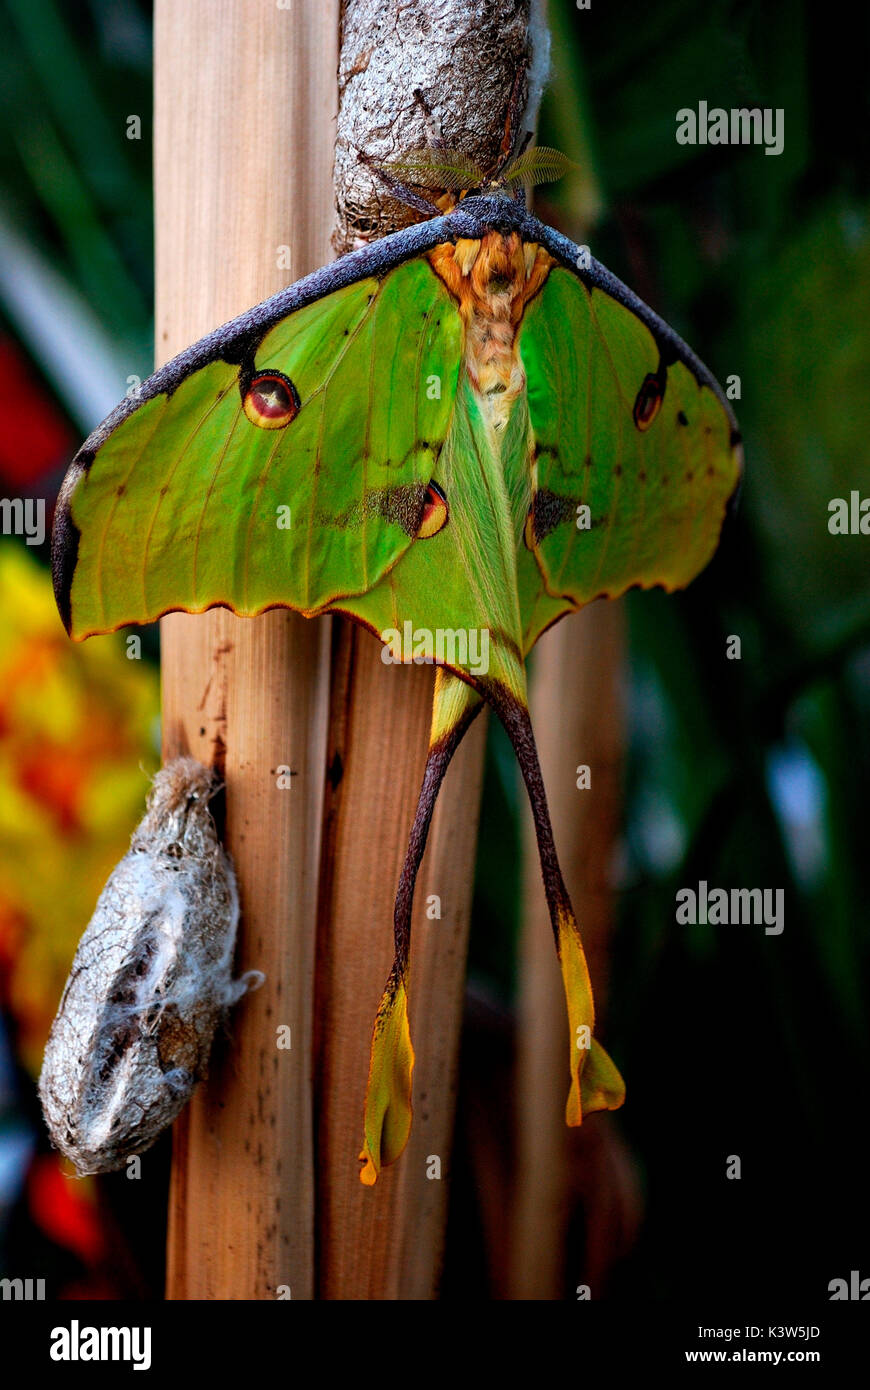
<box><xmin>566</xmin><ymin>1037</ymin><xmax>626</xmax><ymax>1127</ymax></box>
<box><xmin>358</xmin><ymin>976</ymin><xmax>415</xmax><ymax>1187</ymax></box>
<box><xmin>358</xmin><ymin>1147</ymin><xmax>379</xmax><ymax>1186</ymax></box>
<box><xmin>556</xmin><ymin>908</ymin><xmax>626</xmax><ymax>1127</ymax></box>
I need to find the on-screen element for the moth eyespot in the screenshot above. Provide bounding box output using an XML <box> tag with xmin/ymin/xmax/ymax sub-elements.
<box><xmin>633</xmin><ymin>373</ymin><xmax>663</xmax><ymax>431</ymax></box>
<box><xmin>243</xmin><ymin>371</ymin><xmax>300</xmax><ymax>429</ymax></box>
<box><xmin>416</xmin><ymin>481</ymin><xmax>448</xmax><ymax>539</ymax></box>
<box><xmin>523</xmin><ymin>506</ymin><xmax>536</xmax><ymax>550</ymax></box>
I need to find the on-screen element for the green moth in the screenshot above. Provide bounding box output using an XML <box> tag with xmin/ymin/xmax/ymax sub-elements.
<box><xmin>52</xmin><ymin>161</ymin><xmax>742</xmax><ymax>1186</ymax></box>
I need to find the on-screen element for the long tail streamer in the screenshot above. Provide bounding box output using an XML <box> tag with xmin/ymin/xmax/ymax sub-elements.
<box><xmin>359</xmin><ymin>672</ymin><xmax>483</xmax><ymax>1185</ymax></box>
<box><xmin>359</xmin><ymin>670</ymin><xmax>624</xmax><ymax>1186</ymax></box>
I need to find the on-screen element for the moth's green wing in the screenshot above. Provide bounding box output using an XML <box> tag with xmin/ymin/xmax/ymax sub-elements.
<box><xmin>517</xmin><ymin>266</ymin><xmax>742</xmax><ymax>619</ymax></box>
<box><xmin>341</xmin><ymin>374</ymin><xmax>527</xmax><ymax>702</ymax></box>
<box><xmin>504</xmin><ymin>261</ymin><xmax>742</xmax><ymax>1130</ymax></box>
<box><xmin>56</xmin><ymin>259</ymin><xmax>462</xmax><ymax>638</ymax></box>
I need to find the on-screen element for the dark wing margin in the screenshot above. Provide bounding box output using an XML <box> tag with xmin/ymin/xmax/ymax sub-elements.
<box><xmin>453</xmin><ymin>195</ymin><xmax>739</xmax><ymax>433</ymax></box>
<box><xmin>455</xmin><ymin>194</ymin><xmax>743</xmax><ymax>475</ymax></box>
<box><xmin>51</xmin><ymin>212</ymin><xmax>464</xmax><ymax>633</ymax></box>
<box><xmin>53</xmin><ymin>192</ymin><xmax>744</xmax><ymax>633</ymax></box>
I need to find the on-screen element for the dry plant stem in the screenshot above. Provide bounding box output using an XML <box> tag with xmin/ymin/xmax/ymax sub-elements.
<box><xmin>510</xmin><ymin>600</ymin><xmax>625</xmax><ymax>1299</ymax></box>
<box><xmin>157</xmin><ymin>0</ymin><xmax>339</xmax><ymax>1301</ymax></box>
<box><xmin>315</xmin><ymin>0</ymin><xmax>542</xmax><ymax>1298</ymax></box>
<box><xmin>308</xmin><ymin>0</ymin><xmax>543</xmax><ymax>1300</ymax></box>
<box><xmin>315</xmin><ymin>628</ymin><xmax>486</xmax><ymax>1298</ymax></box>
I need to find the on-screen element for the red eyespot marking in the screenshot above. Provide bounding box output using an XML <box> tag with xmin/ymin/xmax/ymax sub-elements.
<box><xmin>243</xmin><ymin>372</ymin><xmax>300</xmax><ymax>429</ymax></box>
<box><xmin>633</xmin><ymin>373</ymin><xmax>663</xmax><ymax>431</ymax></box>
<box><xmin>416</xmin><ymin>481</ymin><xmax>448</xmax><ymax>539</ymax></box>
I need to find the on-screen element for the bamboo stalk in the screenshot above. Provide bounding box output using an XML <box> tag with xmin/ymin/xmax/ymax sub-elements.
<box><xmin>310</xmin><ymin>0</ymin><xmax>535</xmax><ymax>1298</ymax></box>
<box><xmin>157</xmin><ymin>0</ymin><xmax>339</xmax><ymax>1301</ymax></box>
<box><xmin>510</xmin><ymin>600</ymin><xmax>626</xmax><ymax>1299</ymax></box>
<box><xmin>315</xmin><ymin>629</ymin><xmax>486</xmax><ymax>1299</ymax></box>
